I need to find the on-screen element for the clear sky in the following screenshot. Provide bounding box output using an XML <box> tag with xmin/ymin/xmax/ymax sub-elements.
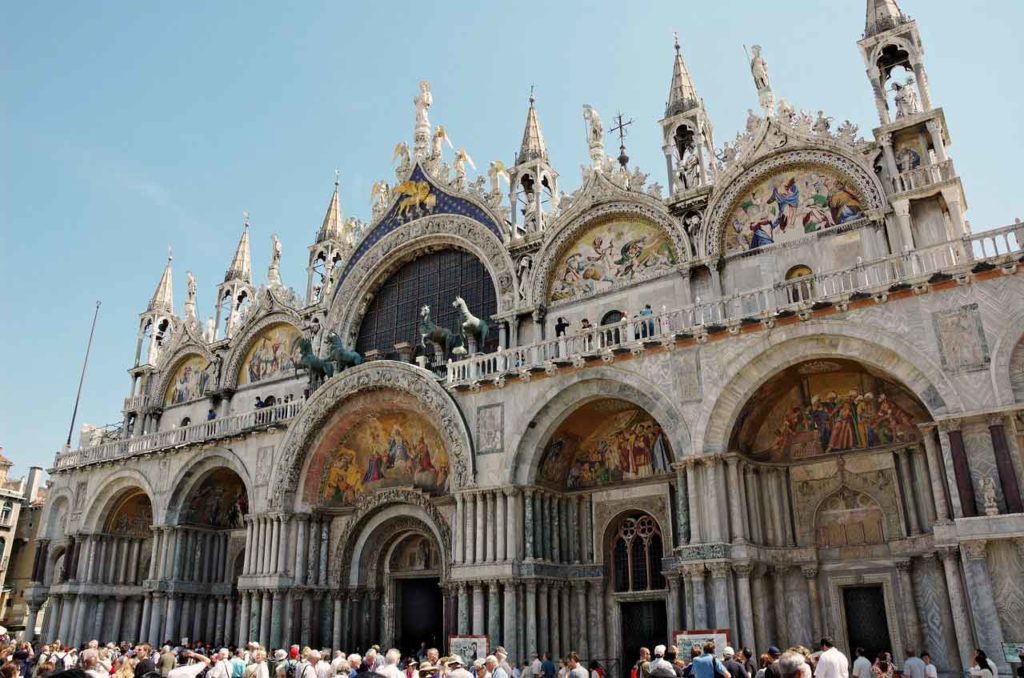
<box><xmin>1</xmin><ymin>1</ymin><xmax>1022</xmax><ymax>478</ymax></box>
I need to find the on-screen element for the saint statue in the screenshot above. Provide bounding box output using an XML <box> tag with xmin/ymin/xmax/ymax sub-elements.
<box><xmin>750</xmin><ymin>45</ymin><xmax>771</xmax><ymax>92</ymax></box>
<box><xmin>186</xmin><ymin>271</ymin><xmax>197</xmax><ymax>304</ymax></box>
<box><xmin>415</xmin><ymin>80</ymin><xmax>432</xmax><ymax>130</ymax></box>
<box><xmin>582</xmin><ymin>104</ymin><xmax>605</xmax><ymax>170</ymax></box>
<box><xmin>892</xmin><ymin>79</ymin><xmax>920</xmax><ymax>118</ymax></box>
<box><xmin>267</xmin><ymin>234</ymin><xmax>283</xmax><ymax>287</ymax></box>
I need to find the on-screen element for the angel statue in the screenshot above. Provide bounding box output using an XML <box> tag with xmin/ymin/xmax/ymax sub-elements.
<box><xmin>892</xmin><ymin>78</ymin><xmax>920</xmax><ymax>118</ymax></box>
<box><xmin>452</xmin><ymin>148</ymin><xmax>475</xmax><ymax>190</ymax></box>
<box><xmin>392</xmin><ymin>142</ymin><xmax>411</xmax><ymax>178</ymax></box>
<box><xmin>186</xmin><ymin>271</ymin><xmax>197</xmax><ymax>307</ymax></box>
<box><xmin>370</xmin><ymin>181</ymin><xmax>391</xmax><ymax>218</ymax></box>
<box><xmin>430</xmin><ymin>126</ymin><xmax>452</xmax><ymax>161</ymax></box>
<box><xmin>487</xmin><ymin>160</ymin><xmax>510</xmax><ymax>196</ymax></box>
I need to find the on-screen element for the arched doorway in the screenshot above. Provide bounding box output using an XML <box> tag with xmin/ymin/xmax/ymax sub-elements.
<box><xmin>97</xmin><ymin>488</ymin><xmax>154</xmax><ymax>642</ymax></box>
<box><xmin>384</xmin><ymin>531</ymin><xmax>444</xmax><ymax>654</ymax></box>
<box><xmin>169</xmin><ymin>467</ymin><xmax>248</xmax><ymax>646</ymax></box>
<box><xmin>606</xmin><ymin>511</ymin><xmax>666</xmax><ymax>678</ymax></box>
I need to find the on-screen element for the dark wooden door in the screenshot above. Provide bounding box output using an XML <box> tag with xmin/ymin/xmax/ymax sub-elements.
<box><xmin>620</xmin><ymin>601</ymin><xmax>667</xmax><ymax>678</ymax></box>
<box><xmin>843</xmin><ymin>585</ymin><xmax>892</xmax><ymax>661</ymax></box>
<box><xmin>398</xmin><ymin>578</ymin><xmax>443</xmax><ymax>656</ymax></box>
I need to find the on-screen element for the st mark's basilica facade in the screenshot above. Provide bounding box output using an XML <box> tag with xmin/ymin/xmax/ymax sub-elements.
<box><xmin>26</xmin><ymin>1</ymin><xmax>1024</xmax><ymax>674</ymax></box>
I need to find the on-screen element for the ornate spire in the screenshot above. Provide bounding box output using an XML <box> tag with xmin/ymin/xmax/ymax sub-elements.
<box><xmin>317</xmin><ymin>172</ymin><xmax>344</xmax><ymax>243</ymax></box>
<box><xmin>224</xmin><ymin>214</ymin><xmax>252</xmax><ymax>283</ymax></box>
<box><xmin>148</xmin><ymin>248</ymin><xmax>174</xmax><ymax>312</ymax></box>
<box><xmin>865</xmin><ymin>0</ymin><xmax>906</xmax><ymax>37</ymax></box>
<box><xmin>666</xmin><ymin>33</ymin><xmax>699</xmax><ymax>117</ymax></box>
<box><xmin>518</xmin><ymin>88</ymin><xmax>548</xmax><ymax>163</ymax></box>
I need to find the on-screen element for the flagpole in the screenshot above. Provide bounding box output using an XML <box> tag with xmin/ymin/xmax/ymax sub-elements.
<box><xmin>66</xmin><ymin>301</ymin><xmax>101</xmax><ymax>448</ymax></box>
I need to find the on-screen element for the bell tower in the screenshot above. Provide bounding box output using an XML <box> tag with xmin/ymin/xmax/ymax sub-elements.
<box><xmin>214</xmin><ymin>216</ymin><xmax>255</xmax><ymax>339</ymax></box>
<box><xmin>134</xmin><ymin>249</ymin><xmax>176</xmax><ymax>368</ymax></box>
<box><xmin>307</xmin><ymin>174</ymin><xmax>346</xmax><ymax>304</ymax></box>
<box><xmin>659</xmin><ymin>34</ymin><xmax>716</xmax><ymax>198</ymax></box>
<box><xmin>508</xmin><ymin>90</ymin><xmax>559</xmax><ymax>238</ymax></box>
<box><xmin>858</xmin><ymin>0</ymin><xmax>967</xmax><ymax>250</ymax></box>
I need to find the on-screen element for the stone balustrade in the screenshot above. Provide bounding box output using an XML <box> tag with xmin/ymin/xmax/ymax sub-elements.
<box><xmin>122</xmin><ymin>394</ymin><xmax>151</xmax><ymax>412</ymax></box>
<box><xmin>891</xmin><ymin>158</ymin><xmax>956</xmax><ymax>194</ymax></box>
<box><xmin>448</xmin><ymin>223</ymin><xmax>1024</xmax><ymax>387</ymax></box>
<box><xmin>52</xmin><ymin>400</ymin><xmax>303</xmax><ymax>472</ymax></box>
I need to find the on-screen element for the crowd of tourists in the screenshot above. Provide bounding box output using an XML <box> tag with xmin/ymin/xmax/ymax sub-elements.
<box><xmin>0</xmin><ymin>636</ymin><xmax>1017</xmax><ymax>678</ymax></box>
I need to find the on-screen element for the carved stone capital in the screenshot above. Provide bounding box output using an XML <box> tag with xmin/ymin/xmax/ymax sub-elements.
<box><xmin>961</xmin><ymin>540</ymin><xmax>988</xmax><ymax>561</ymax></box>
<box><xmin>894</xmin><ymin>558</ymin><xmax>913</xmax><ymax>573</ymax></box>
<box><xmin>987</xmin><ymin>414</ymin><xmax>1008</xmax><ymax>429</ymax></box>
<box><xmin>800</xmin><ymin>564</ymin><xmax>819</xmax><ymax>579</ymax></box>
<box><xmin>708</xmin><ymin>562</ymin><xmax>731</xmax><ymax>578</ymax></box>
<box><xmin>937</xmin><ymin>418</ymin><xmax>961</xmax><ymax>433</ymax></box>
<box><xmin>682</xmin><ymin>563</ymin><xmax>706</xmax><ymax>579</ymax></box>
<box><xmin>732</xmin><ymin>562</ymin><xmax>752</xmax><ymax>577</ymax></box>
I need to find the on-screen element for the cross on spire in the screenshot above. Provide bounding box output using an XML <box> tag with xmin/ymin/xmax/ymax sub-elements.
<box><xmin>609</xmin><ymin>112</ymin><xmax>633</xmax><ymax>168</ymax></box>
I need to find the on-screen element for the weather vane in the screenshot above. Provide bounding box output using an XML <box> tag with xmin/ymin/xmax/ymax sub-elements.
<box><xmin>609</xmin><ymin>112</ymin><xmax>634</xmax><ymax>168</ymax></box>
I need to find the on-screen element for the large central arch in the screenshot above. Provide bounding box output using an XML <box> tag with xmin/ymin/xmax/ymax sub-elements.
<box><xmin>269</xmin><ymin>361</ymin><xmax>475</xmax><ymax>510</ymax></box>
<box><xmin>324</xmin><ymin>214</ymin><xmax>516</xmax><ymax>346</ymax></box>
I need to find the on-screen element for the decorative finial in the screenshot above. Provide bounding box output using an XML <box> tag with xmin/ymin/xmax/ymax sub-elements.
<box><xmin>609</xmin><ymin>112</ymin><xmax>634</xmax><ymax>169</ymax></box>
<box><xmin>334</xmin><ymin>169</ymin><xmax>340</xmax><ymax>187</ymax></box>
<box><xmin>529</xmin><ymin>85</ymin><xmax>535</xmax><ymax>106</ymax></box>
<box><xmin>167</xmin><ymin>245</ymin><xmax>173</xmax><ymax>262</ymax></box>
<box><xmin>243</xmin><ymin>211</ymin><xmax>250</xmax><ymax>228</ymax></box>
<box><xmin>673</xmin><ymin>31</ymin><xmax>680</xmax><ymax>53</ymax></box>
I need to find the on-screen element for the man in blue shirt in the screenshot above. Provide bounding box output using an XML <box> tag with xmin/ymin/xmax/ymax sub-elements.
<box><xmin>690</xmin><ymin>643</ymin><xmax>729</xmax><ymax>678</ymax></box>
<box><xmin>541</xmin><ymin>654</ymin><xmax>556</xmax><ymax>678</ymax></box>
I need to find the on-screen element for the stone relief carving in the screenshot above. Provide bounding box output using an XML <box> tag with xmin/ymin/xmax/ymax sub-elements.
<box><xmin>476</xmin><ymin>403</ymin><xmax>503</xmax><ymax>456</ymax></box>
<box><xmin>269</xmin><ymin>362</ymin><xmax>474</xmax><ymax>510</ymax></box>
<box><xmin>933</xmin><ymin>303</ymin><xmax>990</xmax><ymax>372</ymax></box>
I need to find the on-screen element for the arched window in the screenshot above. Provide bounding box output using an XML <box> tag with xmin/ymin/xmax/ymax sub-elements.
<box><xmin>785</xmin><ymin>265</ymin><xmax>814</xmax><ymax>303</ymax></box>
<box><xmin>356</xmin><ymin>249</ymin><xmax>497</xmax><ymax>360</ymax></box>
<box><xmin>600</xmin><ymin>310</ymin><xmax>624</xmax><ymax>346</ymax></box>
<box><xmin>610</xmin><ymin>514</ymin><xmax>664</xmax><ymax>592</ymax></box>
<box><xmin>0</xmin><ymin>501</ymin><xmax>12</xmax><ymax>525</ymax></box>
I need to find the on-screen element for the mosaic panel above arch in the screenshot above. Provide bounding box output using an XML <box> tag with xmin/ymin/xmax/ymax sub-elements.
<box><xmin>304</xmin><ymin>390</ymin><xmax>450</xmax><ymax>507</ymax></box>
<box><xmin>164</xmin><ymin>354</ymin><xmax>210</xmax><ymax>406</ymax></box>
<box><xmin>730</xmin><ymin>358</ymin><xmax>927</xmax><ymax>462</ymax></box>
<box><xmin>547</xmin><ymin>217</ymin><xmax>677</xmax><ymax>303</ymax></box>
<box><xmin>103</xmin><ymin>490</ymin><xmax>153</xmax><ymax>538</ymax></box>
<box><xmin>181</xmin><ymin>468</ymin><xmax>248</xmax><ymax>529</ymax></box>
<box><xmin>723</xmin><ymin>164</ymin><xmax>865</xmax><ymax>254</ymax></box>
<box><xmin>538</xmin><ymin>398</ymin><xmax>673</xmax><ymax>490</ymax></box>
<box><xmin>237</xmin><ymin>322</ymin><xmax>302</xmax><ymax>386</ymax></box>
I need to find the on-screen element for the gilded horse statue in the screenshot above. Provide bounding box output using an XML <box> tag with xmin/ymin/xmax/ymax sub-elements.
<box><xmin>394</xmin><ymin>180</ymin><xmax>436</xmax><ymax>220</ymax></box>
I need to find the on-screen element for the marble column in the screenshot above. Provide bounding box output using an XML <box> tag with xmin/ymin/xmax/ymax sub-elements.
<box><xmin>486</xmin><ymin>491</ymin><xmax>496</xmax><ymax>563</ymax></box>
<box><xmin>897</xmin><ymin>450</ymin><xmax>921</xmax><ymax>535</ymax></box>
<box><xmin>559</xmin><ymin>583</ymin><xmax>570</xmax><ymax>655</ymax></box>
<box><xmin>939</xmin><ymin>547</ymin><xmax>973</xmax><ymax>668</ymax></box>
<box><xmin>709</xmin><ymin>563</ymin><xmax>730</xmax><ymax>629</ymax></box>
<box><xmin>688</xmin><ymin>565</ymin><xmax>707</xmax><ymax>628</ymax></box>
<box><xmin>734</xmin><ymin>564</ymin><xmax>756</xmax><ymax>650</ymax></box>
<box><xmin>686</xmin><ymin>462</ymin><xmax>700</xmax><ymax>543</ymax></box>
<box><xmin>538</xmin><ymin>582</ymin><xmax>550</xmax><ymax>655</ymax></box>
<box><xmin>455</xmin><ymin>494</ymin><xmax>465</xmax><ymax>564</ymax></box>
<box><xmin>568</xmin><ymin>498</ymin><xmax>579</xmax><ymax>563</ymax></box>
<box><xmin>243</xmin><ymin>519</ymin><xmax>254</xmax><ymax>574</ymax></box>
<box><xmin>920</xmin><ymin>425</ymin><xmax>951</xmax><ymax>523</ymax></box>
<box><xmin>894</xmin><ymin>559</ymin><xmax>922</xmax><ymax>653</ymax></box>
<box><xmin>674</xmin><ymin>463</ymin><xmax>690</xmax><ymax>545</ymax></box>
<box><xmin>666</xmin><ymin>574</ymin><xmax>681</xmax><ymax>636</ymax></box>
<box><xmin>458</xmin><ymin>585</ymin><xmax>468</xmax><ymax>639</ymax></box>
<box><xmin>505</xmin><ymin>489</ymin><xmax>518</xmax><ymax>562</ymax></box>
<box><xmin>524</xmin><ymin>489</ymin><xmax>535</xmax><ymax>561</ymax></box>
<box><xmin>215</xmin><ymin>597</ymin><xmax>227</xmax><ymax>646</ymax></box>
<box><xmin>238</xmin><ymin>592</ymin><xmax>251</xmax><ymax>647</ymax></box>
<box><xmin>165</xmin><ymin>594</ymin><xmax>181</xmax><ymax>643</ymax></box>
<box><xmin>725</xmin><ymin>456</ymin><xmax>747</xmax><ymax>543</ymax></box>
<box><xmin>771</xmin><ymin>566</ymin><xmax>788</xmax><ymax>649</ymax></box>
<box><xmin>525</xmin><ymin>582</ymin><xmax>537</xmax><ymax>657</ymax></box>
<box><xmin>750</xmin><ymin>566</ymin><xmax>770</xmax><ymax>653</ymax></box>
<box><xmin>270</xmin><ymin>591</ymin><xmax>283</xmax><ymax>649</ymax></box>
<box><xmin>294</xmin><ymin>516</ymin><xmax>308</xmax><ymax>585</ymax></box>
<box><xmin>961</xmin><ymin>541</ymin><xmax>1005</xmax><ymax>667</ymax></box>
<box><xmin>939</xmin><ymin>421</ymin><xmax>974</xmax><ymax>517</ymax></box>
<box><xmin>475</xmin><ymin>493</ymin><xmax>486</xmax><ymax>565</ymax></box>
<box><xmin>581</xmin><ymin>495</ymin><xmax>594</xmax><ymax>561</ymax></box>
<box><xmin>260</xmin><ymin>591</ymin><xmax>272</xmax><ymax>648</ymax></box>
<box><xmin>472</xmin><ymin>582</ymin><xmax>485</xmax><ymax>635</ymax></box>
<box><xmin>911</xmin><ymin>445</ymin><xmax>937</xmax><ymax>528</ymax></box>
<box><xmin>703</xmin><ymin>459</ymin><xmax>723</xmax><ymax>541</ymax></box>
<box><xmin>149</xmin><ymin>594</ymin><xmax>164</xmax><ymax>645</ymax></box>
<box><xmin>571</xmin><ymin>581</ymin><xmax>589</xmax><ymax>660</ymax></box>
<box><xmin>588</xmin><ymin>580</ymin><xmax>606</xmax><ymax>661</ymax></box>
<box><xmin>111</xmin><ymin>597</ymin><xmax>125</xmax><ymax>644</ymax></box>
<box><xmin>503</xmin><ymin>581</ymin><xmax>517</xmax><ymax>659</ymax></box>
<box><xmin>488</xmin><ymin>582</ymin><xmax>501</xmax><ymax>645</ymax></box>
<box><xmin>332</xmin><ymin>593</ymin><xmax>343</xmax><ymax>651</ymax></box>
<box><xmin>543</xmin><ymin>493</ymin><xmax>553</xmax><ymax>561</ymax></box>
<box><xmin>319</xmin><ymin>519</ymin><xmax>330</xmax><ymax>586</ymax></box>
<box><xmin>802</xmin><ymin>565</ymin><xmax>822</xmax><ymax>642</ymax></box>
<box><xmin>550</xmin><ymin>583</ymin><xmax>561</xmax><ymax>658</ymax></box>
<box><xmin>989</xmin><ymin>416</ymin><xmax>1024</xmax><ymax>513</ymax></box>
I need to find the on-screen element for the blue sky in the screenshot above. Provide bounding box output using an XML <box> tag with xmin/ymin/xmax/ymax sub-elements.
<box><xmin>1</xmin><ymin>1</ymin><xmax>1022</xmax><ymax>477</ymax></box>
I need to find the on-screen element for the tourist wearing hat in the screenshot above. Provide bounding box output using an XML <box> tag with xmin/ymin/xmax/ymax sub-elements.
<box><xmin>447</xmin><ymin>656</ymin><xmax>473</xmax><ymax>678</ymax></box>
<box><xmin>419</xmin><ymin>662</ymin><xmax>439</xmax><ymax>678</ymax></box>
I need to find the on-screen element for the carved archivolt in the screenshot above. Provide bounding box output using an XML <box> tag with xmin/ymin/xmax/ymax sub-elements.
<box><xmin>221</xmin><ymin>311</ymin><xmax>303</xmax><ymax>390</ymax></box>
<box><xmin>324</xmin><ymin>214</ymin><xmax>516</xmax><ymax>343</ymax></box>
<box><xmin>701</xmin><ymin>146</ymin><xmax>887</xmax><ymax>259</ymax></box>
<box><xmin>269</xmin><ymin>361</ymin><xmax>474</xmax><ymax>510</ymax></box>
<box><xmin>530</xmin><ymin>185</ymin><xmax>690</xmax><ymax>307</ymax></box>
<box><xmin>336</xmin><ymin>487</ymin><xmax>451</xmax><ymax>587</ymax></box>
